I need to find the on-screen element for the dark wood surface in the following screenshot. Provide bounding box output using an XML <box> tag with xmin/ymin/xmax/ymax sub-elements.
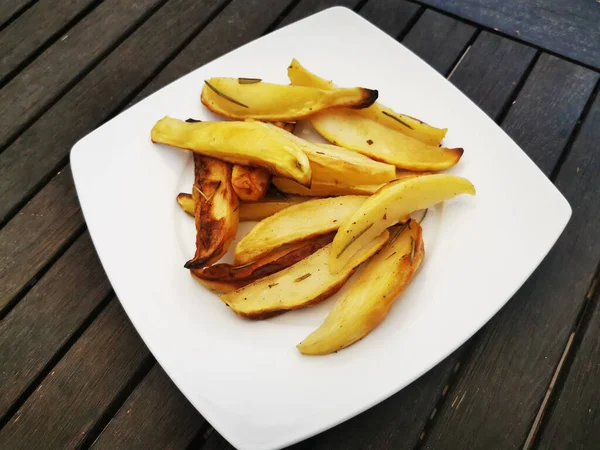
<box><xmin>417</xmin><ymin>0</ymin><xmax>600</xmax><ymax>70</ymax></box>
<box><xmin>0</xmin><ymin>0</ymin><xmax>599</xmax><ymax>449</ymax></box>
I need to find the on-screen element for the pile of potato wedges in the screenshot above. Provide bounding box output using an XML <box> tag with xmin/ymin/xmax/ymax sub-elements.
<box><xmin>151</xmin><ymin>59</ymin><xmax>475</xmax><ymax>355</ymax></box>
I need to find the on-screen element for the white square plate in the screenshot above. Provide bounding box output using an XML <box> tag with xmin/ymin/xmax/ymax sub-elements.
<box><xmin>71</xmin><ymin>7</ymin><xmax>571</xmax><ymax>450</ymax></box>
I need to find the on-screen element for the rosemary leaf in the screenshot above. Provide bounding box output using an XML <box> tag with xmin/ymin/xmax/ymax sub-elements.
<box><xmin>382</xmin><ymin>111</ymin><xmax>413</xmax><ymax>129</ymax></box>
<box><xmin>238</xmin><ymin>77</ymin><xmax>262</xmax><ymax>84</ymax></box>
<box><xmin>204</xmin><ymin>80</ymin><xmax>249</xmax><ymax>108</ymax></box>
<box><xmin>294</xmin><ymin>273</ymin><xmax>312</xmax><ymax>282</ymax></box>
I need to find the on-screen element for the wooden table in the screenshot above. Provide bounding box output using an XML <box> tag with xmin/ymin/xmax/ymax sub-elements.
<box><xmin>1</xmin><ymin>0</ymin><xmax>599</xmax><ymax>448</ymax></box>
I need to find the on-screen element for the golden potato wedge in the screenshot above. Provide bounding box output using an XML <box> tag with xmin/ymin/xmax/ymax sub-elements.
<box><xmin>193</xmin><ymin>233</ymin><xmax>334</xmax><ymax>283</ymax></box>
<box><xmin>220</xmin><ymin>231</ymin><xmax>389</xmax><ymax>319</ymax></box>
<box><xmin>272</xmin><ymin>169</ymin><xmax>427</xmax><ymax>197</ymax></box>
<box><xmin>287</xmin><ymin>58</ymin><xmax>446</xmax><ymax>145</ymax></box>
<box><xmin>192</xmin><ymin>274</ymin><xmax>250</xmax><ymax>294</ymax></box>
<box><xmin>151</xmin><ymin>117</ymin><xmax>312</xmax><ymax>186</ymax></box>
<box><xmin>176</xmin><ymin>192</ymin><xmax>315</xmax><ymax>221</ymax></box>
<box><xmin>231</xmin><ymin>165</ymin><xmax>271</xmax><ymax>201</ymax></box>
<box><xmin>185</xmin><ymin>155</ymin><xmax>239</xmax><ymax>268</ymax></box>
<box><xmin>272</xmin><ymin>177</ymin><xmax>381</xmax><ymax>196</ymax></box>
<box><xmin>311</xmin><ymin>109</ymin><xmax>463</xmax><ymax>171</ymax></box>
<box><xmin>298</xmin><ymin>221</ymin><xmax>424</xmax><ymax>355</ymax></box>
<box><xmin>234</xmin><ymin>196</ymin><xmax>367</xmax><ymax>265</ymax></box>
<box><xmin>201</xmin><ymin>77</ymin><xmax>378</xmax><ymax>121</ymax></box>
<box><xmin>330</xmin><ymin>174</ymin><xmax>475</xmax><ymax>273</ymax></box>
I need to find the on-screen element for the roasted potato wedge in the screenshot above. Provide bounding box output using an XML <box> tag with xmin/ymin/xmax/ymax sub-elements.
<box><xmin>298</xmin><ymin>222</ymin><xmax>424</xmax><ymax>355</ymax></box>
<box><xmin>311</xmin><ymin>109</ymin><xmax>463</xmax><ymax>171</ymax></box>
<box><xmin>330</xmin><ymin>174</ymin><xmax>475</xmax><ymax>273</ymax></box>
<box><xmin>220</xmin><ymin>231</ymin><xmax>389</xmax><ymax>319</ymax></box>
<box><xmin>272</xmin><ymin>169</ymin><xmax>427</xmax><ymax>197</ymax></box>
<box><xmin>193</xmin><ymin>233</ymin><xmax>334</xmax><ymax>282</ymax></box>
<box><xmin>287</xmin><ymin>58</ymin><xmax>447</xmax><ymax>145</ymax></box>
<box><xmin>234</xmin><ymin>196</ymin><xmax>367</xmax><ymax>265</ymax></box>
<box><xmin>272</xmin><ymin>177</ymin><xmax>381</xmax><ymax>196</ymax></box>
<box><xmin>151</xmin><ymin>117</ymin><xmax>312</xmax><ymax>186</ymax></box>
<box><xmin>185</xmin><ymin>155</ymin><xmax>239</xmax><ymax>268</ymax></box>
<box><xmin>231</xmin><ymin>165</ymin><xmax>271</xmax><ymax>201</ymax></box>
<box><xmin>192</xmin><ymin>275</ymin><xmax>249</xmax><ymax>294</ymax></box>
<box><xmin>201</xmin><ymin>77</ymin><xmax>378</xmax><ymax>121</ymax></box>
<box><xmin>177</xmin><ymin>192</ymin><xmax>314</xmax><ymax>221</ymax></box>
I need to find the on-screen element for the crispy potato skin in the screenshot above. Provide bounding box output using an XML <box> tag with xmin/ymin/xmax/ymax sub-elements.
<box><xmin>311</xmin><ymin>109</ymin><xmax>463</xmax><ymax>172</ymax></box>
<box><xmin>177</xmin><ymin>192</ymin><xmax>315</xmax><ymax>221</ymax></box>
<box><xmin>297</xmin><ymin>222</ymin><xmax>424</xmax><ymax>355</ymax></box>
<box><xmin>330</xmin><ymin>174</ymin><xmax>475</xmax><ymax>273</ymax></box>
<box><xmin>201</xmin><ymin>78</ymin><xmax>378</xmax><ymax>121</ymax></box>
<box><xmin>192</xmin><ymin>274</ymin><xmax>249</xmax><ymax>294</ymax></box>
<box><xmin>185</xmin><ymin>155</ymin><xmax>239</xmax><ymax>268</ymax></box>
<box><xmin>234</xmin><ymin>196</ymin><xmax>367</xmax><ymax>265</ymax></box>
<box><xmin>220</xmin><ymin>232</ymin><xmax>389</xmax><ymax>319</ymax></box>
<box><xmin>193</xmin><ymin>233</ymin><xmax>334</xmax><ymax>282</ymax></box>
<box><xmin>287</xmin><ymin>58</ymin><xmax>447</xmax><ymax>145</ymax></box>
<box><xmin>151</xmin><ymin>117</ymin><xmax>312</xmax><ymax>187</ymax></box>
<box><xmin>231</xmin><ymin>165</ymin><xmax>271</xmax><ymax>201</ymax></box>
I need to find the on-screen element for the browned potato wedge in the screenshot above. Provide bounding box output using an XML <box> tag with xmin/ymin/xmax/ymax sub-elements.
<box><xmin>177</xmin><ymin>192</ymin><xmax>315</xmax><ymax>221</ymax></box>
<box><xmin>311</xmin><ymin>109</ymin><xmax>463</xmax><ymax>171</ymax></box>
<box><xmin>234</xmin><ymin>196</ymin><xmax>367</xmax><ymax>265</ymax></box>
<box><xmin>220</xmin><ymin>231</ymin><xmax>389</xmax><ymax>319</ymax></box>
<box><xmin>231</xmin><ymin>165</ymin><xmax>271</xmax><ymax>201</ymax></box>
<box><xmin>185</xmin><ymin>155</ymin><xmax>239</xmax><ymax>268</ymax></box>
<box><xmin>298</xmin><ymin>222</ymin><xmax>424</xmax><ymax>355</ymax></box>
<box><xmin>191</xmin><ymin>274</ymin><xmax>249</xmax><ymax>294</ymax></box>
<box><xmin>193</xmin><ymin>233</ymin><xmax>334</xmax><ymax>283</ymax></box>
<box><xmin>151</xmin><ymin>117</ymin><xmax>312</xmax><ymax>186</ymax></box>
<box><xmin>201</xmin><ymin>77</ymin><xmax>378</xmax><ymax>121</ymax></box>
<box><xmin>287</xmin><ymin>58</ymin><xmax>447</xmax><ymax>146</ymax></box>
<box><xmin>330</xmin><ymin>174</ymin><xmax>475</xmax><ymax>273</ymax></box>
<box><xmin>271</xmin><ymin>120</ymin><xmax>296</xmax><ymax>133</ymax></box>
<box><xmin>272</xmin><ymin>169</ymin><xmax>427</xmax><ymax>197</ymax></box>
<box><xmin>272</xmin><ymin>177</ymin><xmax>381</xmax><ymax>196</ymax></box>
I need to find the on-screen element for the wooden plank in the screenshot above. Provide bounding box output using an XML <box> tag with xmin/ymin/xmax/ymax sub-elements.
<box><xmin>402</xmin><ymin>9</ymin><xmax>476</xmax><ymax>75</ymax></box>
<box><xmin>91</xmin><ymin>365</ymin><xmax>205</xmax><ymax>449</ymax></box>
<box><xmin>501</xmin><ymin>54</ymin><xmax>598</xmax><ymax>177</ymax></box>
<box><xmin>0</xmin><ymin>0</ymin><xmax>164</xmax><ymax>151</ymax></box>
<box><xmin>0</xmin><ymin>232</ymin><xmax>111</xmax><ymax>420</ymax></box>
<box><xmin>277</xmin><ymin>0</ymin><xmax>361</xmax><ymax>28</ymax></box>
<box><xmin>359</xmin><ymin>0</ymin><xmax>421</xmax><ymax>37</ymax></box>
<box><xmin>0</xmin><ymin>299</ymin><xmax>151</xmax><ymax>449</ymax></box>
<box><xmin>418</xmin><ymin>0</ymin><xmax>600</xmax><ymax>70</ymax></box>
<box><xmin>421</xmin><ymin>70</ymin><xmax>600</xmax><ymax>450</ymax></box>
<box><xmin>534</xmin><ymin>94</ymin><xmax>600</xmax><ymax>450</ymax></box>
<box><xmin>0</xmin><ymin>0</ymin><xmax>229</xmax><ymax>224</ymax></box>
<box><xmin>202</xmin><ymin>16</ymin><xmax>526</xmax><ymax>450</ymax></box>
<box><xmin>0</xmin><ymin>167</ymin><xmax>83</xmax><ymax>312</ymax></box>
<box><xmin>0</xmin><ymin>0</ymin><xmax>34</xmax><ymax>28</ymax></box>
<box><xmin>133</xmin><ymin>0</ymin><xmax>296</xmax><ymax>101</ymax></box>
<box><xmin>0</xmin><ymin>0</ymin><xmax>98</xmax><ymax>82</ymax></box>
<box><xmin>449</xmin><ymin>31</ymin><xmax>536</xmax><ymax>120</ymax></box>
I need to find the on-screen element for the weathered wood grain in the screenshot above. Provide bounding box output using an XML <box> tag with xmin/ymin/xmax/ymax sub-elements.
<box><xmin>277</xmin><ymin>0</ymin><xmax>361</xmax><ymax>28</ymax></box>
<box><xmin>0</xmin><ymin>0</ymin><xmax>229</xmax><ymax>224</ymax></box>
<box><xmin>0</xmin><ymin>0</ymin><xmax>164</xmax><ymax>151</ymax></box>
<box><xmin>535</xmin><ymin>93</ymin><xmax>600</xmax><ymax>450</ymax></box>
<box><xmin>402</xmin><ymin>9</ymin><xmax>476</xmax><ymax>75</ymax></box>
<box><xmin>0</xmin><ymin>0</ymin><xmax>98</xmax><ymax>82</ymax></box>
<box><xmin>0</xmin><ymin>232</ymin><xmax>111</xmax><ymax>420</ymax></box>
<box><xmin>0</xmin><ymin>0</ymin><xmax>35</xmax><ymax>29</ymax></box>
<box><xmin>0</xmin><ymin>167</ymin><xmax>83</xmax><ymax>312</ymax></box>
<box><xmin>449</xmin><ymin>31</ymin><xmax>536</xmax><ymax>120</ymax></box>
<box><xmin>0</xmin><ymin>299</ymin><xmax>151</xmax><ymax>450</ymax></box>
<box><xmin>134</xmin><ymin>0</ymin><xmax>296</xmax><ymax>101</ymax></box>
<box><xmin>360</xmin><ymin>0</ymin><xmax>421</xmax><ymax>37</ymax></box>
<box><xmin>421</xmin><ymin>72</ymin><xmax>600</xmax><ymax>450</ymax></box>
<box><xmin>418</xmin><ymin>0</ymin><xmax>600</xmax><ymax>70</ymax></box>
<box><xmin>501</xmin><ymin>54</ymin><xmax>598</xmax><ymax>177</ymax></box>
<box><xmin>91</xmin><ymin>364</ymin><xmax>205</xmax><ymax>449</ymax></box>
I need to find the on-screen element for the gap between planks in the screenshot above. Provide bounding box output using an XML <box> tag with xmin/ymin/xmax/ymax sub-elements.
<box><xmin>0</xmin><ymin>0</ymin><xmax>38</xmax><ymax>32</ymax></box>
<box><xmin>405</xmin><ymin>0</ymin><xmax>600</xmax><ymax>74</ymax></box>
